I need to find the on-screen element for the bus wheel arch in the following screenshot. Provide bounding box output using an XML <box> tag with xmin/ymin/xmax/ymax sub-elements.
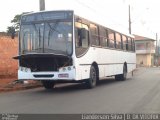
<box><xmin>85</xmin><ymin>62</ymin><xmax>99</xmax><ymax>89</ymax></box>
<box><xmin>115</xmin><ymin>62</ymin><xmax>127</xmax><ymax>81</ymax></box>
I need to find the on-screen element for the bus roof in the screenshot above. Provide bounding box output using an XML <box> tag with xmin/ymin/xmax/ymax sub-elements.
<box><xmin>22</xmin><ymin>10</ymin><xmax>134</xmax><ymax>38</ymax></box>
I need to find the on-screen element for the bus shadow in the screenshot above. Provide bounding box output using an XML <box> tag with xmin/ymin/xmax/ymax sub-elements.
<box><xmin>35</xmin><ymin>78</ymin><xmax>124</xmax><ymax>94</ymax></box>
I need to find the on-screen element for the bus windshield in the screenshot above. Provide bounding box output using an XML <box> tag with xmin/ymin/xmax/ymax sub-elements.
<box><xmin>20</xmin><ymin>21</ymin><xmax>73</xmax><ymax>56</ymax></box>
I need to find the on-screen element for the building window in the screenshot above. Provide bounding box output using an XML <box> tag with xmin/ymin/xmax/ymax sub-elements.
<box><xmin>136</xmin><ymin>43</ymin><xmax>145</xmax><ymax>50</ymax></box>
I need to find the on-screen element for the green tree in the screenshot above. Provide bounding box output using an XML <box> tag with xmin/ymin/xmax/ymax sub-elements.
<box><xmin>7</xmin><ymin>12</ymin><xmax>31</xmax><ymax>38</ymax></box>
<box><xmin>7</xmin><ymin>26</ymin><xmax>16</xmax><ymax>39</ymax></box>
<box><xmin>6</xmin><ymin>13</ymin><xmax>23</xmax><ymax>34</ymax></box>
<box><xmin>7</xmin><ymin>12</ymin><xmax>30</xmax><ymax>33</ymax></box>
<box><xmin>11</xmin><ymin>14</ymin><xmax>22</xmax><ymax>31</ymax></box>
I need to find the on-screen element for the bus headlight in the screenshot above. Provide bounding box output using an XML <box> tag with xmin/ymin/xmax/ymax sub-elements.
<box><xmin>59</xmin><ymin>66</ymin><xmax>74</xmax><ymax>72</ymax></box>
<box><xmin>63</xmin><ymin>67</ymin><xmax>66</xmax><ymax>71</ymax></box>
<box><xmin>68</xmin><ymin>67</ymin><xmax>71</xmax><ymax>71</ymax></box>
<box><xmin>19</xmin><ymin>67</ymin><xmax>31</xmax><ymax>72</ymax></box>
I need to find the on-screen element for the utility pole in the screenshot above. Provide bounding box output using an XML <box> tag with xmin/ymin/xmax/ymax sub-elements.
<box><xmin>129</xmin><ymin>5</ymin><xmax>131</xmax><ymax>34</ymax></box>
<box><xmin>39</xmin><ymin>0</ymin><xmax>45</xmax><ymax>11</ymax></box>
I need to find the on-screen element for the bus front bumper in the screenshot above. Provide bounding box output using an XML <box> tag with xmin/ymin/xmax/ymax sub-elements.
<box><xmin>18</xmin><ymin>69</ymin><xmax>76</xmax><ymax>81</ymax></box>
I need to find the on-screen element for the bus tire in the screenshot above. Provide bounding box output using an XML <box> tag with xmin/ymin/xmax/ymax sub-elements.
<box><xmin>41</xmin><ymin>81</ymin><xmax>55</xmax><ymax>89</ymax></box>
<box><xmin>115</xmin><ymin>65</ymin><xmax>127</xmax><ymax>81</ymax></box>
<box><xmin>86</xmin><ymin>65</ymin><xmax>97</xmax><ymax>89</ymax></box>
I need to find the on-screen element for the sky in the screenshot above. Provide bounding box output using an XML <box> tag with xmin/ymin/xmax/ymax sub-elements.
<box><xmin>0</xmin><ymin>0</ymin><xmax>159</xmax><ymax>39</ymax></box>
<box><xmin>0</xmin><ymin>0</ymin><xmax>38</xmax><ymax>31</ymax></box>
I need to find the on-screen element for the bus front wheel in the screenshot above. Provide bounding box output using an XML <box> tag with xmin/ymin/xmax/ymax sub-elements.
<box><xmin>41</xmin><ymin>81</ymin><xmax>55</xmax><ymax>89</ymax></box>
<box><xmin>86</xmin><ymin>65</ymin><xmax>97</xmax><ymax>89</ymax></box>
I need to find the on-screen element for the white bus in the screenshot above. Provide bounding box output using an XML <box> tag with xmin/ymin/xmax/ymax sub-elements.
<box><xmin>14</xmin><ymin>10</ymin><xmax>136</xmax><ymax>89</ymax></box>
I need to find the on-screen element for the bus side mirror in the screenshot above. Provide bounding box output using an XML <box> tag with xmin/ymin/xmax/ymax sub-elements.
<box><xmin>80</xmin><ymin>28</ymin><xmax>87</xmax><ymax>39</ymax></box>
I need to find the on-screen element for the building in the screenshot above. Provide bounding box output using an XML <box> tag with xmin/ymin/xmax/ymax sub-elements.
<box><xmin>134</xmin><ymin>35</ymin><xmax>156</xmax><ymax>67</ymax></box>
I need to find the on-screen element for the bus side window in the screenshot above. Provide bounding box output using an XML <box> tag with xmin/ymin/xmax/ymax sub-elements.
<box><xmin>99</xmin><ymin>26</ymin><xmax>108</xmax><ymax>47</ymax></box>
<box><xmin>90</xmin><ymin>24</ymin><xmax>99</xmax><ymax>46</ymax></box>
<box><xmin>128</xmin><ymin>37</ymin><xmax>132</xmax><ymax>51</ymax></box>
<box><xmin>77</xmin><ymin>29</ymin><xmax>82</xmax><ymax>46</ymax></box>
<box><xmin>75</xmin><ymin>22</ymin><xmax>89</xmax><ymax>48</ymax></box>
<box><xmin>108</xmin><ymin>30</ymin><xmax>115</xmax><ymax>48</ymax></box>
<box><xmin>75</xmin><ymin>22</ymin><xmax>89</xmax><ymax>56</ymax></box>
<box><xmin>122</xmin><ymin>35</ymin><xmax>127</xmax><ymax>51</ymax></box>
<box><xmin>78</xmin><ymin>28</ymin><xmax>89</xmax><ymax>48</ymax></box>
<box><xmin>115</xmin><ymin>33</ymin><xmax>122</xmax><ymax>49</ymax></box>
<box><xmin>132</xmin><ymin>39</ymin><xmax>135</xmax><ymax>51</ymax></box>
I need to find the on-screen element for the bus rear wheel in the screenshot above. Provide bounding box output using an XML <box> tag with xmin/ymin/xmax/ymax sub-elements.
<box><xmin>41</xmin><ymin>81</ymin><xmax>55</xmax><ymax>89</ymax></box>
<box><xmin>86</xmin><ymin>65</ymin><xmax>97</xmax><ymax>89</ymax></box>
<box><xmin>115</xmin><ymin>65</ymin><xmax>127</xmax><ymax>81</ymax></box>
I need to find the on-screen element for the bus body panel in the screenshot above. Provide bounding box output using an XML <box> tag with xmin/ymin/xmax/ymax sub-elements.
<box><xmin>74</xmin><ymin>46</ymin><xmax>136</xmax><ymax>80</ymax></box>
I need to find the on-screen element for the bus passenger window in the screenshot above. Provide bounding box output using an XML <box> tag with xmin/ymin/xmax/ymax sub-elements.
<box><xmin>108</xmin><ymin>30</ymin><xmax>115</xmax><ymax>48</ymax></box>
<box><xmin>128</xmin><ymin>37</ymin><xmax>132</xmax><ymax>51</ymax></box>
<box><xmin>122</xmin><ymin>35</ymin><xmax>127</xmax><ymax>51</ymax></box>
<box><xmin>75</xmin><ymin>22</ymin><xmax>89</xmax><ymax>56</ymax></box>
<box><xmin>132</xmin><ymin>39</ymin><xmax>135</xmax><ymax>51</ymax></box>
<box><xmin>99</xmin><ymin>26</ymin><xmax>108</xmax><ymax>47</ymax></box>
<box><xmin>90</xmin><ymin>24</ymin><xmax>99</xmax><ymax>46</ymax></box>
<box><xmin>77</xmin><ymin>28</ymin><xmax>89</xmax><ymax>48</ymax></box>
<box><xmin>115</xmin><ymin>33</ymin><xmax>122</xmax><ymax>49</ymax></box>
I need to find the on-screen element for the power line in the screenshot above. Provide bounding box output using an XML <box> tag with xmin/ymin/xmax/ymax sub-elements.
<box><xmin>75</xmin><ymin>0</ymin><xmax>128</xmax><ymax>31</ymax></box>
<box><xmin>76</xmin><ymin>0</ymin><xmax>96</xmax><ymax>12</ymax></box>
